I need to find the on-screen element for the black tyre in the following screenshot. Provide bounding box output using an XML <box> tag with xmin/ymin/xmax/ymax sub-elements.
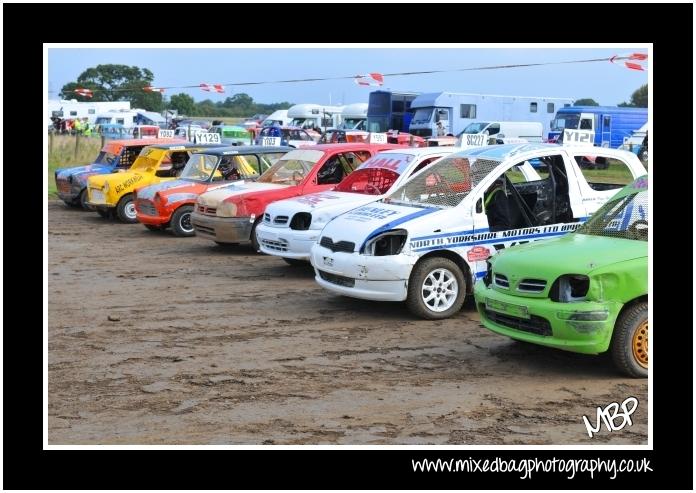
<box><xmin>78</xmin><ymin>188</ymin><xmax>94</xmax><ymax>210</ymax></box>
<box><xmin>610</xmin><ymin>302</ymin><xmax>648</xmax><ymax>378</ymax></box>
<box><xmin>250</xmin><ymin>219</ymin><xmax>261</xmax><ymax>252</ymax></box>
<box><xmin>406</xmin><ymin>257</ymin><xmax>467</xmax><ymax>320</ymax></box>
<box><xmin>171</xmin><ymin>205</ymin><xmax>195</xmax><ymax>237</ymax></box>
<box><xmin>144</xmin><ymin>224</ymin><xmax>164</xmax><ymax>232</ymax></box>
<box><xmin>115</xmin><ymin>194</ymin><xmax>137</xmax><ymax>223</ymax></box>
<box><xmin>283</xmin><ymin>258</ymin><xmax>306</xmax><ymax>266</ymax></box>
<box><xmin>96</xmin><ymin>207</ymin><xmax>113</xmax><ymax>219</ymax></box>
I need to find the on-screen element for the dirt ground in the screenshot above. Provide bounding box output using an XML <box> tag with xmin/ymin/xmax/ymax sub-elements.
<box><xmin>48</xmin><ymin>200</ymin><xmax>648</xmax><ymax>445</ymax></box>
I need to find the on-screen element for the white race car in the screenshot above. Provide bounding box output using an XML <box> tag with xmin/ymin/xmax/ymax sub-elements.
<box><xmin>256</xmin><ymin>147</ymin><xmax>457</xmax><ymax>264</ymax></box>
<box><xmin>310</xmin><ymin>143</ymin><xmax>648</xmax><ymax>319</ymax></box>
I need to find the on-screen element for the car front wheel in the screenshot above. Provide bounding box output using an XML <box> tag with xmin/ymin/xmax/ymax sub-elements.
<box><xmin>407</xmin><ymin>257</ymin><xmax>466</xmax><ymax>320</ymax></box>
<box><xmin>610</xmin><ymin>301</ymin><xmax>648</xmax><ymax>378</ymax></box>
<box><xmin>116</xmin><ymin>194</ymin><xmax>137</xmax><ymax>223</ymax></box>
<box><xmin>171</xmin><ymin>205</ymin><xmax>195</xmax><ymax>237</ymax></box>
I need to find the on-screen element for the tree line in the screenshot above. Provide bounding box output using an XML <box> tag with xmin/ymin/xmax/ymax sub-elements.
<box><xmin>59</xmin><ymin>64</ymin><xmax>293</xmax><ymax>118</ymax></box>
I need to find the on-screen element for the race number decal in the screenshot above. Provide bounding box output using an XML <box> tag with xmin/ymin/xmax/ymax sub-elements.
<box><xmin>195</xmin><ymin>132</ymin><xmax>222</xmax><ymax>144</ymax></box>
<box><xmin>261</xmin><ymin>136</ymin><xmax>282</xmax><ymax>146</ymax></box>
<box><xmin>368</xmin><ymin>133</ymin><xmax>388</xmax><ymax>144</ymax></box>
<box><xmin>158</xmin><ymin>129</ymin><xmax>175</xmax><ymax>138</ymax></box>
<box><xmin>563</xmin><ymin>129</ymin><xmax>595</xmax><ymax>147</ymax></box>
<box><xmin>459</xmin><ymin>134</ymin><xmax>487</xmax><ymax>148</ymax></box>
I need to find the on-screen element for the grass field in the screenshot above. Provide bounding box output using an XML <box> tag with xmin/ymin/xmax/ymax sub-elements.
<box><xmin>48</xmin><ymin>135</ymin><xmax>103</xmax><ymax>198</ymax></box>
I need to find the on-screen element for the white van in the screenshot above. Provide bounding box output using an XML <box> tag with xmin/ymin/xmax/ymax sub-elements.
<box><xmin>456</xmin><ymin>121</ymin><xmax>544</xmax><ymax>147</ymax></box>
<box><xmin>287</xmin><ymin>104</ymin><xmax>343</xmax><ymax>132</ymax></box>
<box><xmin>338</xmin><ymin>103</ymin><xmax>369</xmax><ymax>130</ymax></box>
<box><xmin>262</xmin><ymin>110</ymin><xmax>292</xmax><ymax>127</ymax></box>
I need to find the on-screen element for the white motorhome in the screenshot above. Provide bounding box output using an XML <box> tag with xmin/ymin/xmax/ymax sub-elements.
<box><xmin>48</xmin><ymin>99</ymin><xmax>131</xmax><ymax>124</ymax></box>
<box><xmin>338</xmin><ymin>103</ymin><xmax>368</xmax><ymax>130</ymax></box>
<box><xmin>287</xmin><ymin>104</ymin><xmax>344</xmax><ymax>132</ymax></box>
<box><xmin>262</xmin><ymin>110</ymin><xmax>293</xmax><ymax>127</ymax></box>
<box><xmin>94</xmin><ymin>108</ymin><xmax>166</xmax><ymax>129</ymax></box>
<box><xmin>408</xmin><ymin>92</ymin><xmax>574</xmax><ymax>139</ymax></box>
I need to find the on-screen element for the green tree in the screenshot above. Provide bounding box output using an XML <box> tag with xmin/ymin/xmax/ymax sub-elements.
<box><xmin>60</xmin><ymin>64</ymin><xmax>163</xmax><ymax>111</ymax></box>
<box><xmin>618</xmin><ymin>84</ymin><xmax>648</xmax><ymax>108</ymax></box>
<box><xmin>169</xmin><ymin>93</ymin><xmax>195</xmax><ymax>116</ymax></box>
<box><xmin>574</xmin><ymin>98</ymin><xmax>599</xmax><ymax>106</ymax></box>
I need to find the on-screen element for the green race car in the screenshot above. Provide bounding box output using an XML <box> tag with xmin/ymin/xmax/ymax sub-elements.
<box><xmin>474</xmin><ymin>176</ymin><xmax>648</xmax><ymax>377</ymax></box>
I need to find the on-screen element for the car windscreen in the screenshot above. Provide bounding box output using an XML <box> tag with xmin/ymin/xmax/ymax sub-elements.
<box><xmin>93</xmin><ymin>151</ymin><xmax>118</xmax><ymax>166</ymax></box>
<box><xmin>256</xmin><ymin>149</ymin><xmax>324</xmax><ymax>186</ymax></box>
<box><xmin>180</xmin><ymin>154</ymin><xmax>218</xmax><ymax>181</ymax></box>
<box><xmin>334</xmin><ymin>168</ymin><xmax>400</xmax><ymax>195</ymax></box>
<box><xmin>385</xmin><ymin>155</ymin><xmax>502</xmax><ymax>209</ymax></box>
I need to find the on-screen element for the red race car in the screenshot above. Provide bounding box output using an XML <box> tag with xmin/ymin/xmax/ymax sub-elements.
<box><xmin>191</xmin><ymin>143</ymin><xmax>406</xmax><ymax>249</ymax></box>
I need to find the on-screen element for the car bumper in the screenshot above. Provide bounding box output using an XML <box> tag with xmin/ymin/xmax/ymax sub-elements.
<box><xmin>473</xmin><ymin>282</ymin><xmax>621</xmax><ymax>354</ymax></box>
<box><xmin>256</xmin><ymin>223</ymin><xmax>320</xmax><ymax>260</ymax></box>
<box><xmin>191</xmin><ymin>212</ymin><xmax>253</xmax><ymax>243</ymax></box>
<box><xmin>310</xmin><ymin>244</ymin><xmax>416</xmax><ymax>301</ymax></box>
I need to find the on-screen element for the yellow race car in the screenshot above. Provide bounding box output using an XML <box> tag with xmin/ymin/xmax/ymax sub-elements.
<box><xmin>86</xmin><ymin>142</ymin><xmax>225</xmax><ymax>222</ymax></box>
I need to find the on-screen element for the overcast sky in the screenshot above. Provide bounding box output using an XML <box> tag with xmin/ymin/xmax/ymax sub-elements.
<box><xmin>47</xmin><ymin>46</ymin><xmax>648</xmax><ymax>106</ymax></box>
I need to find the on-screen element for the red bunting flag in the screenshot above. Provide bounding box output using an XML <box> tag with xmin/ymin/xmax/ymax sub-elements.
<box><xmin>354</xmin><ymin>73</ymin><xmax>384</xmax><ymax>86</ymax></box>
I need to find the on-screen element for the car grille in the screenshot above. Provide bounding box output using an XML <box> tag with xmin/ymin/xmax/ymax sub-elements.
<box><xmin>197</xmin><ymin>205</ymin><xmax>217</xmax><ymax>216</ymax></box>
<box><xmin>260</xmin><ymin>238</ymin><xmax>288</xmax><ymax>252</ymax></box>
<box><xmin>482</xmin><ymin>306</ymin><xmax>552</xmax><ymax>336</ymax></box>
<box><xmin>318</xmin><ymin>270</ymin><xmax>355</xmax><ymax>288</ymax></box>
<box><xmin>56</xmin><ymin>179</ymin><xmax>71</xmax><ymax>194</ymax></box>
<box><xmin>517</xmin><ymin>278</ymin><xmax>547</xmax><ymax>293</ymax></box>
<box><xmin>137</xmin><ymin>199</ymin><xmax>157</xmax><ymax>216</ymax></box>
<box><xmin>319</xmin><ymin>236</ymin><xmax>355</xmax><ymax>253</ymax></box>
<box><xmin>494</xmin><ymin>273</ymin><xmax>509</xmax><ymax>289</ymax></box>
<box><xmin>273</xmin><ymin>215</ymin><xmax>289</xmax><ymax>225</ymax></box>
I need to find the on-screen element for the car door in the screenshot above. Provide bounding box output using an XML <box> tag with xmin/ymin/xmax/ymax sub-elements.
<box><xmin>302</xmin><ymin>150</ymin><xmax>367</xmax><ymax>194</ymax></box>
<box><xmin>470</xmin><ymin>156</ymin><xmax>586</xmax><ymax>261</ymax></box>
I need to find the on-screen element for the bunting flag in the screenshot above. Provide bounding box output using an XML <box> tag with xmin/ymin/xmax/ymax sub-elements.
<box><xmin>144</xmin><ymin>86</ymin><xmax>165</xmax><ymax>93</ymax></box>
<box><xmin>354</xmin><ymin>73</ymin><xmax>384</xmax><ymax>87</ymax></box>
<box><xmin>610</xmin><ymin>53</ymin><xmax>648</xmax><ymax>71</ymax></box>
<box><xmin>200</xmin><ymin>83</ymin><xmax>225</xmax><ymax>93</ymax></box>
<box><xmin>73</xmin><ymin>88</ymin><xmax>93</xmax><ymax>98</ymax></box>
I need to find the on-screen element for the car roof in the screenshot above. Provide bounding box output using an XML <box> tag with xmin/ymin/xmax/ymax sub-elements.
<box><xmin>146</xmin><ymin>142</ymin><xmax>226</xmax><ymax>150</ymax></box>
<box><xmin>193</xmin><ymin>145</ymin><xmax>294</xmax><ymax>155</ymax></box>
<box><xmin>458</xmin><ymin>142</ymin><xmax>641</xmax><ymax>162</ymax></box>
<box><xmin>309</xmin><ymin>143</ymin><xmax>405</xmax><ymax>152</ymax></box>
<box><xmin>372</xmin><ymin>146</ymin><xmax>458</xmax><ymax>157</ymax></box>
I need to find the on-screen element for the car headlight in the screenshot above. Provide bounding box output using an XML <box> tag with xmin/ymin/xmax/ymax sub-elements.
<box><xmin>550</xmin><ymin>274</ymin><xmax>589</xmax><ymax>302</ymax></box>
<box><xmin>217</xmin><ymin>201</ymin><xmax>238</xmax><ymax>217</ymax></box>
<box><xmin>361</xmin><ymin>229</ymin><xmax>408</xmax><ymax>256</ymax></box>
<box><xmin>483</xmin><ymin>260</ymin><xmax>493</xmax><ymax>287</ymax></box>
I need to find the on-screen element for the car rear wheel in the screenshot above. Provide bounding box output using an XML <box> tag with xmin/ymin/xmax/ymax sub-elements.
<box><xmin>610</xmin><ymin>301</ymin><xmax>648</xmax><ymax>378</ymax></box>
<box><xmin>171</xmin><ymin>205</ymin><xmax>195</xmax><ymax>237</ymax></box>
<box><xmin>116</xmin><ymin>194</ymin><xmax>138</xmax><ymax>223</ymax></box>
<box><xmin>407</xmin><ymin>257</ymin><xmax>466</xmax><ymax>320</ymax></box>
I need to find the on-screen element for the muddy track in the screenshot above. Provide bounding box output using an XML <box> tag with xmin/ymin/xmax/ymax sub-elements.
<box><xmin>48</xmin><ymin>201</ymin><xmax>648</xmax><ymax>445</ymax></box>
